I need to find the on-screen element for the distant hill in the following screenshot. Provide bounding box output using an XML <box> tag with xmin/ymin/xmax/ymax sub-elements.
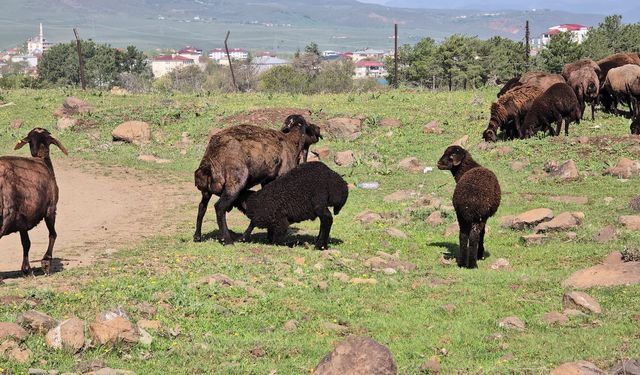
<box><xmin>0</xmin><ymin>0</ymin><xmax>605</xmax><ymax>52</ymax></box>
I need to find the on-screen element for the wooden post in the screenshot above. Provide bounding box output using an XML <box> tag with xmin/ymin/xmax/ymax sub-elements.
<box><xmin>73</xmin><ymin>28</ymin><xmax>86</xmax><ymax>90</ymax></box>
<box><xmin>224</xmin><ymin>31</ymin><xmax>238</xmax><ymax>92</ymax></box>
<box><xmin>393</xmin><ymin>23</ymin><xmax>399</xmax><ymax>89</ymax></box>
<box><xmin>524</xmin><ymin>20</ymin><xmax>530</xmax><ymax>72</ymax></box>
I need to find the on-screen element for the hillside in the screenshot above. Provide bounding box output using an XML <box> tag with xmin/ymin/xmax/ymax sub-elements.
<box><xmin>1</xmin><ymin>0</ymin><xmax>604</xmax><ymax>52</ymax></box>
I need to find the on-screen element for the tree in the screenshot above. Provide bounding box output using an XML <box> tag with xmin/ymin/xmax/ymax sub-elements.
<box><xmin>539</xmin><ymin>32</ymin><xmax>584</xmax><ymax>73</ymax></box>
<box><xmin>582</xmin><ymin>15</ymin><xmax>640</xmax><ymax>60</ymax></box>
<box><xmin>260</xmin><ymin>65</ymin><xmax>310</xmax><ymax>93</ymax></box>
<box><xmin>386</xmin><ymin>38</ymin><xmax>441</xmax><ymax>87</ymax></box>
<box><xmin>304</xmin><ymin>42</ymin><xmax>321</xmax><ymax>57</ymax></box>
<box><xmin>438</xmin><ymin>34</ymin><xmax>483</xmax><ymax>90</ymax></box>
<box><xmin>479</xmin><ymin>37</ymin><xmax>525</xmax><ymax>84</ymax></box>
<box><xmin>310</xmin><ymin>60</ymin><xmax>355</xmax><ymax>93</ymax></box>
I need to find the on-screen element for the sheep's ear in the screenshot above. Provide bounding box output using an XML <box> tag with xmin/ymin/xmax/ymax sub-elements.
<box><xmin>50</xmin><ymin>137</ymin><xmax>69</xmax><ymax>155</ymax></box>
<box><xmin>14</xmin><ymin>138</ymin><xmax>28</xmax><ymax>150</ymax></box>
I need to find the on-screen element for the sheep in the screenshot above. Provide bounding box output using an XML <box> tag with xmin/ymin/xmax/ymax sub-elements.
<box><xmin>603</xmin><ymin>64</ymin><xmax>640</xmax><ymax>116</ymax></box>
<box><xmin>520</xmin><ymin>82</ymin><xmax>581</xmax><ymax>138</ymax></box>
<box><xmin>597</xmin><ymin>52</ymin><xmax>640</xmax><ymax>84</ymax></box>
<box><xmin>0</xmin><ymin>128</ymin><xmax>68</xmax><ymax>281</ymax></box>
<box><xmin>562</xmin><ymin>59</ymin><xmax>601</xmax><ymax>120</ymax></box>
<box><xmin>236</xmin><ymin>161</ymin><xmax>348</xmax><ymax>250</ymax></box>
<box><xmin>292</xmin><ymin>122</ymin><xmax>322</xmax><ymax>163</ymax></box>
<box><xmin>518</xmin><ymin>71</ymin><xmax>566</xmax><ymax>92</ymax></box>
<box><xmin>496</xmin><ymin>77</ymin><xmax>522</xmax><ymax>98</ymax></box>
<box><xmin>631</xmin><ymin>115</ymin><xmax>640</xmax><ymax>135</ymax></box>
<box><xmin>483</xmin><ymin>84</ymin><xmax>543</xmax><ymax>142</ymax></box>
<box><xmin>194</xmin><ymin>114</ymin><xmax>308</xmax><ymax>245</ymax></box>
<box><xmin>437</xmin><ymin>146</ymin><xmax>501</xmax><ymax>269</ymax></box>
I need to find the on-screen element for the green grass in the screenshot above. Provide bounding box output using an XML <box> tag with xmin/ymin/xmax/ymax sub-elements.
<box><xmin>1</xmin><ymin>88</ymin><xmax>639</xmax><ymax>374</ymax></box>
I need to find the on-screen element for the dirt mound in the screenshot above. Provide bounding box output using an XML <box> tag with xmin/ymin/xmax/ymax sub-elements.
<box><xmin>220</xmin><ymin>108</ymin><xmax>312</xmax><ymax>128</ymax></box>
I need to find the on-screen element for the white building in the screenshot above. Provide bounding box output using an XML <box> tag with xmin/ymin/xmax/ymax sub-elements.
<box><xmin>178</xmin><ymin>46</ymin><xmax>202</xmax><ymax>62</ymax></box>
<box><xmin>151</xmin><ymin>55</ymin><xmax>195</xmax><ymax>77</ymax></box>
<box><xmin>209</xmin><ymin>48</ymin><xmax>249</xmax><ymax>62</ymax></box>
<box><xmin>11</xmin><ymin>55</ymin><xmax>38</xmax><ymax>68</ymax></box>
<box><xmin>27</xmin><ymin>23</ymin><xmax>53</xmax><ymax>54</ymax></box>
<box><xmin>535</xmin><ymin>24</ymin><xmax>589</xmax><ymax>48</ymax></box>
<box><xmin>354</xmin><ymin>60</ymin><xmax>386</xmax><ymax>79</ymax></box>
<box><xmin>251</xmin><ymin>56</ymin><xmax>289</xmax><ymax>74</ymax></box>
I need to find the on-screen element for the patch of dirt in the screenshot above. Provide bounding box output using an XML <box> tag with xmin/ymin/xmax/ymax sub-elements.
<box><xmin>220</xmin><ymin>107</ymin><xmax>313</xmax><ymax>128</ymax></box>
<box><xmin>562</xmin><ymin>252</ymin><xmax>640</xmax><ymax>288</ymax></box>
<box><xmin>0</xmin><ymin>158</ymin><xmax>192</xmax><ymax>283</ymax></box>
<box><xmin>558</xmin><ymin>135</ymin><xmax>640</xmax><ymax>159</ymax></box>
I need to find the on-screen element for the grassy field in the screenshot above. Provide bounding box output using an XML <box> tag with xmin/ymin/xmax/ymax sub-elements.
<box><xmin>0</xmin><ymin>88</ymin><xmax>639</xmax><ymax>374</ymax></box>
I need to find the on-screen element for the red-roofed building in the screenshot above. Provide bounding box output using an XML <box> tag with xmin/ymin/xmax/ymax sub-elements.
<box><xmin>178</xmin><ymin>46</ymin><xmax>203</xmax><ymax>61</ymax></box>
<box><xmin>537</xmin><ymin>23</ymin><xmax>589</xmax><ymax>48</ymax></box>
<box><xmin>354</xmin><ymin>60</ymin><xmax>386</xmax><ymax>79</ymax></box>
<box><xmin>151</xmin><ymin>54</ymin><xmax>195</xmax><ymax>77</ymax></box>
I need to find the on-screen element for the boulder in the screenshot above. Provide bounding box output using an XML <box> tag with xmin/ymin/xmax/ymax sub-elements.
<box><xmin>545</xmin><ymin>160</ymin><xmax>579</xmax><ymax>180</ymax></box>
<box><xmin>521</xmin><ymin>234</ymin><xmax>549</xmax><ymax>246</ymax></box>
<box><xmin>55</xmin><ymin>97</ymin><xmax>92</xmax><ymax>117</ymax></box>
<box><xmin>423</xmin><ymin>121</ymin><xmax>443</xmax><ymax>134</ymax></box>
<box><xmin>510</xmin><ymin>208</ymin><xmax>554</xmax><ymax>229</ymax></box>
<box><xmin>89</xmin><ymin>308</ymin><xmax>138</xmax><ymax>345</ymax></box>
<box><xmin>510</xmin><ymin>161</ymin><xmax>528</xmax><ymax>171</ymax></box>
<box><xmin>0</xmin><ymin>339</ymin><xmax>31</xmax><ymax>363</ymax></box>
<box><xmin>314</xmin><ymin>147</ymin><xmax>331</xmax><ymax>160</ymax></box>
<box><xmin>619</xmin><ymin>215</ymin><xmax>640</xmax><ymax>230</ymax></box>
<box><xmin>549</xmin><ymin>196</ymin><xmax>588</xmax><ymax>205</ymax></box>
<box><xmin>312</xmin><ymin>336</ymin><xmax>397</xmax><ymax>375</ymax></box>
<box><xmin>380</xmin><ymin>118</ymin><xmax>401</xmax><ymax>128</ymax></box>
<box><xmin>355</xmin><ymin>211</ymin><xmax>382</xmax><ymax>225</ymax></box>
<box><xmin>398</xmin><ymin>157</ymin><xmax>424</xmax><ymax>173</ymax></box>
<box><xmin>609</xmin><ymin>359</ymin><xmax>640</xmax><ymax>375</ymax></box>
<box><xmin>426</xmin><ymin>211</ymin><xmax>444</xmax><ymax>226</ymax></box>
<box><xmin>451</xmin><ymin>135</ymin><xmax>469</xmax><ymax>147</ymax></box>
<box><xmin>112</xmin><ymin>121</ymin><xmax>151</xmax><ymax>144</ymax></box>
<box><xmin>334</xmin><ymin>151</ymin><xmax>355</xmax><ymax>167</ymax></box>
<box><xmin>563</xmin><ymin>252</ymin><xmax>640</xmax><ymax>288</ymax></box>
<box><xmin>549</xmin><ymin>361</ymin><xmax>605</xmax><ymax>375</ymax></box>
<box><xmin>562</xmin><ymin>291</ymin><xmax>601</xmax><ymax>314</ymax></box>
<box><xmin>490</xmin><ymin>258</ymin><xmax>511</xmax><ymax>271</ymax></box>
<box><xmin>594</xmin><ymin>225</ymin><xmax>617</xmax><ymax>243</ymax></box>
<box><xmin>604</xmin><ymin>158</ymin><xmax>640</xmax><ymax>178</ymax></box>
<box><xmin>542</xmin><ymin>311</ymin><xmax>568</xmax><ymax>325</ymax></box>
<box><xmin>324</xmin><ymin>117</ymin><xmax>362</xmax><ymax>140</ymax></box>
<box><xmin>45</xmin><ymin>317</ymin><xmax>85</xmax><ymax>352</ymax></box>
<box><xmin>534</xmin><ymin>212</ymin><xmax>583</xmax><ymax>233</ymax></box>
<box><xmin>443</xmin><ymin>222</ymin><xmax>459</xmax><ymax>237</ymax></box>
<box><xmin>84</xmin><ymin>369</ymin><xmax>136</xmax><ymax>375</ymax></box>
<box><xmin>10</xmin><ymin>119</ymin><xmax>24</xmax><ymax>129</ymax></box>
<box><xmin>17</xmin><ymin>310</ymin><xmax>58</xmax><ymax>334</ymax></box>
<box><xmin>385</xmin><ymin>228</ymin><xmax>407</xmax><ymax>239</ymax></box>
<box><xmin>497</xmin><ymin>316</ymin><xmax>525</xmax><ymax>331</ymax></box>
<box><xmin>0</xmin><ymin>322</ymin><xmax>28</xmax><ymax>341</ymax></box>
<box><xmin>56</xmin><ymin>117</ymin><xmax>78</xmax><ymax>130</ymax></box>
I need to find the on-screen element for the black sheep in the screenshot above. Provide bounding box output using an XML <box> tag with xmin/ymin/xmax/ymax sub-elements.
<box><xmin>237</xmin><ymin>161</ymin><xmax>348</xmax><ymax>250</ymax></box>
<box><xmin>437</xmin><ymin>146</ymin><xmax>501</xmax><ymax>269</ymax></box>
<box><xmin>520</xmin><ymin>82</ymin><xmax>581</xmax><ymax>138</ymax></box>
<box><xmin>632</xmin><ymin>115</ymin><xmax>640</xmax><ymax>135</ymax></box>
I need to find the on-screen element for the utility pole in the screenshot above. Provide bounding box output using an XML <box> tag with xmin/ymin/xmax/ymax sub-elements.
<box><xmin>393</xmin><ymin>23</ymin><xmax>398</xmax><ymax>89</ymax></box>
<box><xmin>73</xmin><ymin>28</ymin><xmax>86</xmax><ymax>90</ymax></box>
<box><xmin>224</xmin><ymin>31</ymin><xmax>238</xmax><ymax>92</ymax></box>
<box><xmin>524</xmin><ymin>20</ymin><xmax>530</xmax><ymax>72</ymax></box>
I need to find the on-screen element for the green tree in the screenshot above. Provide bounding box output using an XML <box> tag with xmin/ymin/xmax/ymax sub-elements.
<box><xmin>539</xmin><ymin>32</ymin><xmax>584</xmax><ymax>73</ymax></box>
<box><xmin>259</xmin><ymin>65</ymin><xmax>310</xmax><ymax>93</ymax></box>
<box><xmin>479</xmin><ymin>36</ymin><xmax>525</xmax><ymax>84</ymax></box>
<box><xmin>310</xmin><ymin>60</ymin><xmax>355</xmax><ymax>93</ymax></box>
<box><xmin>304</xmin><ymin>42</ymin><xmax>321</xmax><ymax>57</ymax></box>
<box><xmin>387</xmin><ymin>38</ymin><xmax>440</xmax><ymax>87</ymax></box>
<box><xmin>438</xmin><ymin>34</ymin><xmax>483</xmax><ymax>90</ymax></box>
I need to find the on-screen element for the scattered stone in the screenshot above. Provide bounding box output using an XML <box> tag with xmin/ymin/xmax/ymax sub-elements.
<box><xmin>492</xmin><ymin>146</ymin><xmax>513</xmax><ymax>156</ymax></box>
<box><xmin>284</xmin><ymin>319</ymin><xmax>298</xmax><ymax>332</ymax></box>
<box><xmin>619</xmin><ymin>215</ymin><xmax>640</xmax><ymax>230</ymax></box>
<box><xmin>382</xmin><ymin>268</ymin><xmax>397</xmax><ymax>275</ymax></box>
<box><xmin>250</xmin><ymin>346</ymin><xmax>266</xmax><ymax>358</ymax></box>
<box><xmin>10</xmin><ymin>119</ymin><xmax>24</xmax><ymax>129</ymax></box>
<box><xmin>138</xmin><ymin>154</ymin><xmax>171</xmax><ymax>164</ymax></box>
<box><xmin>317</xmin><ymin>281</ymin><xmax>329</xmax><ymax>290</ymax></box>
<box><xmin>423</xmin><ymin>121</ymin><xmax>443</xmax><ymax>134</ymax></box>
<box><xmin>563</xmin><ymin>251</ymin><xmax>640</xmax><ymax>288</ymax></box>
<box><xmin>476</xmin><ymin>141</ymin><xmax>494</xmax><ymax>151</ymax></box>
<box><xmin>46</xmin><ymin>317</ymin><xmax>86</xmax><ymax>352</ymax></box>
<box><xmin>136</xmin><ymin>302</ymin><xmax>157</xmax><ymax>318</ymax></box>
<box><xmin>398</xmin><ymin>157</ymin><xmax>424</xmax><ymax>173</ymax></box>
<box><xmin>112</xmin><ymin>121</ymin><xmax>151</xmax><ymax>144</ymax></box>
<box><xmin>0</xmin><ymin>322</ymin><xmax>28</xmax><ymax>341</ymax></box>
<box><xmin>594</xmin><ymin>225</ymin><xmax>617</xmax><ymax>243</ymax></box>
<box><xmin>510</xmin><ymin>208</ymin><xmax>554</xmax><ymax>230</ymax></box>
<box><xmin>55</xmin><ymin>97</ymin><xmax>92</xmax><ymax>117</ymax></box>
<box><xmin>137</xmin><ymin>320</ymin><xmax>161</xmax><ymax>330</ymax></box>
<box><xmin>325</xmin><ymin>117</ymin><xmax>362</xmax><ymax>140</ymax></box>
<box><xmin>0</xmin><ymin>339</ymin><xmax>31</xmax><ymax>363</ymax></box>
<box><xmin>137</xmin><ymin>327</ymin><xmax>153</xmax><ymax>346</ymax></box>
<box><xmin>543</xmin><ymin>312</ymin><xmax>568</xmax><ymax>325</ymax></box>
<box><xmin>420</xmin><ymin>358</ymin><xmax>441</xmax><ymax>373</ymax></box>
<box><xmin>630</xmin><ymin>196</ymin><xmax>640</xmax><ymax>212</ymax></box>
<box><xmin>549</xmin><ymin>361</ymin><xmax>605</xmax><ymax>375</ymax></box>
<box><xmin>451</xmin><ymin>135</ymin><xmax>469</xmax><ymax>147</ymax></box>
<box><xmin>510</xmin><ymin>161</ymin><xmax>528</xmax><ymax>171</ymax></box>
<box><xmin>380</xmin><ymin>118</ymin><xmax>401</xmax><ymax>128</ymax></box>
<box><xmin>84</xmin><ymin>368</ymin><xmax>136</xmax><ymax>375</ymax></box>
<box><xmin>385</xmin><ymin>227</ymin><xmax>407</xmax><ymax>239</ymax></box>
<box><xmin>321</xmin><ymin>250</ymin><xmax>341</xmax><ymax>258</ymax></box>
<box><xmin>604</xmin><ymin>158</ymin><xmax>640</xmax><ymax>178</ymax></box>
<box><xmin>56</xmin><ymin>117</ymin><xmax>78</xmax><ymax>131</ymax></box>
<box><xmin>562</xmin><ymin>291</ymin><xmax>602</xmax><ymax>314</ymax></box>
<box><xmin>438</xmin><ymin>256</ymin><xmax>455</xmax><ymax>266</ymax></box>
<box><xmin>202</xmin><ymin>273</ymin><xmax>235</xmax><ymax>287</ymax></box>
<box><xmin>549</xmin><ymin>195</ymin><xmax>589</xmax><ymax>205</ymax></box>
<box><xmin>609</xmin><ymin>359</ymin><xmax>640</xmax><ymax>375</ymax></box>
<box><xmin>312</xmin><ymin>336</ymin><xmax>397</xmax><ymax>375</ymax></box>
<box><xmin>333</xmin><ymin>272</ymin><xmax>350</xmax><ymax>282</ymax></box>
<box><xmin>320</xmin><ymin>322</ymin><xmax>348</xmax><ymax>332</ymax></box>
<box><xmin>443</xmin><ymin>222</ymin><xmax>459</xmax><ymax>237</ymax></box>
<box><xmin>383</xmin><ymin>190</ymin><xmax>418</xmax><ymax>203</ymax></box>
<box><xmin>545</xmin><ymin>160</ymin><xmax>579</xmax><ymax>180</ymax></box>
<box><xmin>364</xmin><ymin>257</ymin><xmax>416</xmax><ymax>273</ymax></box>
<box><xmin>490</xmin><ymin>258</ymin><xmax>511</xmax><ymax>271</ymax></box>
<box><xmin>356</xmin><ymin>210</ymin><xmax>382</xmax><ymax>225</ymax></box>
<box><xmin>314</xmin><ymin>147</ymin><xmax>331</xmax><ymax>160</ymax></box>
<box><xmin>534</xmin><ymin>212</ymin><xmax>583</xmax><ymax>233</ymax></box>
<box><xmin>76</xmin><ymin>359</ymin><xmax>106</xmax><ymax>374</ymax></box>
<box><xmin>334</xmin><ymin>150</ymin><xmax>355</xmax><ymax>167</ymax></box>
<box><xmin>521</xmin><ymin>234</ymin><xmax>549</xmax><ymax>246</ymax></box>
<box><xmin>351</xmin><ymin>278</ymin><xmax>378</xmax><ymax>285</ymax></box>
<box><xmin>17</xmin><ymin>310</ymin><xmax>58</xmax><ymax>334</ymax></box>
<box><xmin>426</xmin><ymin>211</ymin><xmax>444</xmax><ymax>226</ymax></box>
<box><xmin>89</xmin><ymin>308</ymin><xmax>138</xmax><ymax>345</ymax></box>
<box><xmin>497</xmin><ymin>316</ymin><xmax>525</xmax><ymax>331</ymax></box>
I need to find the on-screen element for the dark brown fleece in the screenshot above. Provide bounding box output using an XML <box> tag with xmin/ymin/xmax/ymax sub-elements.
<box><xmin>483</xmin><ymin>84</ymin><xmax>543</xmax><ymax>142</ymax></box>
<box><xmin>496</xmin><ymin>77</ymin><xmax>522</xmax><ymax>98</ymax></box>
<box><xmin>520</xmin><ymin>83</ymin><xmax>581</xmax><ymax>138</ymax></box>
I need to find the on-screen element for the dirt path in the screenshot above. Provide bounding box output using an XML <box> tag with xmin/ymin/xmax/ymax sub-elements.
<box><xmin>0</xmin><ymin>158</ymin><xmax>193</xmax><ymax>282</ymax></box>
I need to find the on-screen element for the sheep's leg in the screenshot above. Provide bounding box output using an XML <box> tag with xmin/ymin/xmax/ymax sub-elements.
<box><xmin>194</xmin><ymin>191</ymin><xmax>212</xmax><ymax>242</ymax></box>
<box><xmin>467</xmin><ymin>222</ymin><xmax>483</xmax><ymax>269</ymax></box>
<box><xmin>241</xmin><ymin>221</ymin><xmax>255</xmax><ymax>242</ymax></box>
<box><xmin>214</xmin><ymin>191</ymin><xmax>242</xmax><ymax>245</ymax></box>
<box><xmin>315</xmin><ymin>207</ymin><xmax>333</xmax><ymax>250</ymax></box>
<box><xmin>554</xmin><ymin>113</ymin><xmax>563</xmax><ymax>136</ymax></box>
<box><xmin>478</xmin><ymin>224</ymin><xmax>486</xmax><ymax>260</ymax></box>
<box><xmin>457</xmin><ymin>219</ymin><xmax>470</xmax><ymax>268</ymax></box>
<box><xmin>42</xmin><ymin>214</ymin><xmax>57</xmax><ymax>275</ymax></box>
<box><xmin>20</xmin><ymin>230</ymin><xmax>33</xmax><ymax>276</ymax></box>
<box><xmin>591</xmin><ymin>101</ymin><xmax>595</xmax><ymax>121</ymax></box>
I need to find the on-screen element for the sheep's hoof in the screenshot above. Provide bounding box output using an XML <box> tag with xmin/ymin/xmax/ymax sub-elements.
<box><xmin>193</xmin><ymin>234</ymin><xmax>203</xmax><ymax>242</ymax></box>
<box><xmin>222</xmin><ymin>238</ymin><xmax>234</xmax><ymax>246</ymax></box>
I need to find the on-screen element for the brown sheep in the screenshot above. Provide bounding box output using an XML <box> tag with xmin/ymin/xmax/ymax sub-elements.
<box><xmin>437</xmin><ymin>146</ymin><xmax>501</xmax><ymax>269</ymax></box>
<box><xmin>519</xmin><ymin>71</ymin><xmax>566</xmax><ymax>92</ymax></box>
<box><xmin>0</xmin><ymin>128</ymin><xmax>68</xmax><ymax>281</ymax></box>
<box><xmin>520</xmin><ymin>83</ymin><xmax>581</xmax><ymax>138</ymax></box>
<box><xmin>597</xmin><ymin>52</ymin><xmax>640</xmax><ymax>84</ymax></box>
<box><xmin>483</xmin><ymin>84</ymin><xmax>543</xmax><ymax>142</ymax></box>
<box><xmin>631</xmin><ymin>114</ymin><xmax>640</xmax><ymax>135</ymax></box>
<box><xmin>496</xmin><ymin>77</ymin><xmax>522</xmax><ymax>98</ymax></box>
<box><xmin>603</xmin><ymin>64</ymin><xmax>640</xmax><ymax>116</ymax></box>
<box><xmin>293</xmin><ymin>122</ymin><xmax>322</xmax><ymax>163</ymax></box>
<box><xmin>562</xmin><ymin>59</ymin><xmax>601</xmax><ymax>120</ymax></box>
<box><xmin>194</xmin><ymin>114</ymin><xmax>308</xmax><ymax>245</ymax></box>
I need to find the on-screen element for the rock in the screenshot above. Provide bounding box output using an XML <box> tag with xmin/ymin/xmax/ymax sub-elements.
<box><xmin>320</xmin><ymin>322</ymin><xmax>349</xmax><ymax>332</ymax></box>
<box><xmin>443</xmin><ymin>222</ymin><xmax>459</xmax><ymax>237</ymax></box>
<box><xmin>333</xmin><ymin>272</ymin><xmax>350</xmax><ymax>282</ymax></box>
<box><xmin>76</xmin><ymin>359</ymin><xmax>106</xmax><ymax>374</ymax></box>
<box><xmin>425</xmin><ymin>211</ymin><xmax>444</xmax><ymax>226</ymax></box>
<box><xmin>562</xmin><ymin>251</ymin><xmax>640</xmax><ymax>288</ymax></box>
<box><xmin>56</xmin><ymin>97</ymin><xmax>92</xmax><ymax>117</ymax></box>
<box><xmin>334</xmin><ymin>150</ymin><xmax>355</xmax><ymax>167</ymax></box>
<box><xmin>549</xmin><ymin>361</ymin><xmax>605</xmax><ymax>375</ymax></box>
<box><xmin>202</xmin><ymin>273</ymin><xmax>235</xmax><ymax>287</ymax></box>
<box><xmin>380</xmin><ymin>118</ymin><xmax>401</xmax><ymax>128</ymax></box>
<box><xmin>0</xmin><ymin>339</ymin><xmax>31</xmax><ymax>363</ymax></box>
<box><xmin>89</xmin><ymin>309</ymin><xmax>138</xmax><ymax>345</ymax></box>
<box><xmin>45</xmin><ymin>317</ymin><xmax>86</xmax><ymax>352</ymax></box>
<box><xmin>207</xmin><ymin>128</ymin><xmax>223</xmax><ymax>142</ymax></box>
<box><xmin>137</xmin><ymin>154</ymin><xmax>171</xmax><ymax>164</ymax></box>
<box><xmin>284</xmin><ymin>319</ymin><xmax>298</xmax><ymax>332</ymax></box>
<box><xmin>451</xmin><ymin>135</ymin><xmax>469</xmax><ymax>147</ymax></box>
<box><xmin>364</xmin><ymin>257</ymin><xmax>416</xmax><ymax>273</ymax></box>
<box><xmin>534</xmin><ymin>212</ymin><xmax>582</xmax><ymax>233</ymax></box>
<box><xmin>630</xmin><ymin>196</ymin><xmax>640</xmax><ymax>212</ymax></box>
<box><xmin>619</xmin><ymin>215</ymin><xmax>640</xmax><ymax>230</ymax></box>
<box><xmin>315</xmin><ymin>147</ymin><xmax>331</xmax><ymax>160</ymax></box>
<box><xmin>609</xmin><ymin>359</ymin><xmax>640</xmax><ymax>375</ymax></box>
<box><xmin>137</xmin><ymin>320</ymin><xmax>161</xmax><ymax>330</ymax></box>
<box><xmin>112</xmin><ymin>121</ymin><xmax>151</xmax><ymax>144</ymax></box>
<box><xmin>510</xmin><ymin>208</ymin><xmax>554</xmax><ymax>229</ymax></box>
<box><xmin>490</xmin><ymin>258</ymin><xmax>511</xmax><ymax>271</ymax></box>
<box><xmin>492</xmin><ymin>146</ymin><xmax>513</xmax><ymax>156</ymax></box>
<box><xmin>594</xmin><ymin>225</ymin><xmax>617</xmax><ymax>243</ymax></box>
<box><xmin>562</xmin><ymin>291</ymin><xmax>602</xmax><ymax>314</ymax></box>
<box><xmin>135</xmin><ymin>302</ymin><xmax>157</xmax><ymax>318</ymax></box>
<box><xmin>521</xmin><ymin>234</ymin><xmax>549</xmax><ymax>246</ymax></box>
<box><xmin>543</xmin><ymin>312</ymin><xmax>568</xmax><ymax>325</ymax></box>
<box><xmin>604</xmin><ymin>158</ymin><xmax>640</xmax><ymax>178</ymax></box>
<box><xmin>497</xmin><ymin>316</ymin><xmax>525</xmax><ymax>331</ymax></box>
<box><xmin>0</xmin><ymin>322</ymin><xmax>28</xmax><ymax>341</ymax></box>
<box><xmin>17</xmin><ymin>310</ymin><xmax>58</xmax><ymax>334</ymax></box>
<box><xmin>56</xmin><ymin>117</ymin><xmax>78</xmax><ymax>130</ymax></box>
<box><xmin>420</xmin><ymin>358</ymin><xmax>441</xmax><ymax>373</ymax></box>
<box><xmin>10</xmin><ymin>119</ymin><xmax>24</xmax><ymax>129</ymax></box>
<box><xmin>324</xmin><ymin>117</ymin><xmax>362</xmax><ymax>140</ymax></box>
<box><xmin>545</xmin><ymin>160</ymin><xmax>579</xmax><ymax>180</ymax></box>
<box><xmin>510</xmin><ymin>161</ymin><xmax>528</xmax><ymax>171</ymax></box>
<box><xmin>137</xmin><ymin>327</ymin><xmax>152</xmax><ymax>346</ymax></box>
<box><xmin>398</xmin><ymin>157</ymin><xmax>424</xmax><ymax>173</ymax></box>
<box><xmin>312</xmin><ymin>336</ymin><xmax>397</xmax><ymax>375</ymax></box>
<box><xmin>84</xmin><ymin>368</ymin><xmax>136</xmax><ymax>375</ymax></box>
<box><xmin>356</xmin><ymin>211</ymin><xmax>382</xmax><ymax>225</ymax></box>
<box><xmin>549</xmin><ymin>195</ymin><xmax>588</xmax><ymax>204</ymax></box>
<box><xmin>385</xmin><ymin>228</ymin><xmax>407</xmax><ymax>239</ymax></box>
<box><xmin>423</xmin><ymin>121</ymin><xmax>443</xmax><ymax>134</ymax></box>
<box><xmin>351</xmin><ymin>278</ymin><xmax>378</xmax><ymax>285</ymax></box>
<box><xmin>317</xmin><ymin>281</ymin><xmax>329</xmax><ymax>290</ymax></box>
<box><xmin>383</xmin><ymin>190</ymin><xmax>417</xmax><ymax>203</ymax></box>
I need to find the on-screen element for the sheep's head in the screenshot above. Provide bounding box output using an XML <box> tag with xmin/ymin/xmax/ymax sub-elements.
<box><xmin>281</xmin><ymin>114</ymin><xmax>308</xmax><ymax>134</ymax></box>
<box><xmin>437</xmin><ymin>145</ymin><xmax>468</xmax><ymax>171</ymax></box>
<box><xmin>482</xmin><ymin>128</ymin><xmax>498</xmax><ymax>142</ymax></box>
<box><xmin>15</xmin><ymin>128</ymin><xmax>68</xmax><ymax>158</ymax></box>
<box><xmin>304</xmin><ymin>123</ymin><xmax>322</xmax><ymax>145</ymax></box>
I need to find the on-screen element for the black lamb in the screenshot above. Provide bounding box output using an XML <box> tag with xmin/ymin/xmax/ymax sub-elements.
<box><xmin>520</xmin><ymin>82</ymin><xmax>581</xmax><ymax>138</ymax></box>
<box><xmin>237</xmin><ymin>161</ymin><xmax>348</xmax><ymax>250</ymax></box>
<box><xmin>437</xmin><ymin>146</ymin><xmax>501</xmax><ymax>269</ymax></box>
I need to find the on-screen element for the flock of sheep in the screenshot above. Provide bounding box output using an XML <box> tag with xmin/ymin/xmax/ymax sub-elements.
<box><xmin>2</xmin><ymin>51</ymin><xmax>640</xmax><ymax>282</ymax></box>
<box><xmin>484</xmin><ymin>52</ymin><xmax>640</xmax><ymax>141</ymax></box>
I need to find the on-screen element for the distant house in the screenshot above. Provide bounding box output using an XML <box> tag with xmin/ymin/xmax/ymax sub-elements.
<box><xmin>251</xmin><ymin>56</ymin><xmax>289</xmax><ymax>74</ymax></box>
<box><xmin>535</xmin><ymin>24</ymin><xmax>589</xmax><ymax>48</ymax></box>
<box><xmin>209</xmin><ymin>48</ymin><xmax>249</xmax><ymax>62</ymax></box>
<box><xmin>178</xmin><ymin>46</ymin><xmax>203</xmax><ymax>62</ymax></box>
<box><xmin>11</xmin><ymin>54</ymin><xmax>38</xmax><ymax>68</ymax></box>
<box><xmin>151</xmin><ymin>54</ymin><xmax>195</xmax><ymax>77</ymax></box>
<box><xmin>354</xmin><ymin>60</ymin><xmax>386</xmax><ymax>79</ymax></box>
<box><xmin>351</xmin><ymin>48</ymin><xmax>387</xmax><ymax>62</ymax></box>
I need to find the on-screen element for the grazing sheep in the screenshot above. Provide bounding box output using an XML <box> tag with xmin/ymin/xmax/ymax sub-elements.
<box><xmin>520</xmin><ymin>83</ymin><xmax>581</xmax><ymax>138</ymax></box>
<box><xmin>483</xmin><ymin>84</ymin><xmax>543</xmax><ymax>142</ymax></box>
<box><xmin>597</xmin><ymin>52</ymin><xmax>640</xmax><ymax>84</ymax></box>
<box><xmin>0</xmin><ymin>128</ymin><xmax>68</xmax><ymax>280</ymax></box>
<box><xmin>237</xmin><ymin>162</ymin><xmax>348</xmax><ymax>250</ymax></box>
<box><xmin>194</xmin><ymin>114</ymin><xmax>308</xmax><ymax>245</ymax></box>
<box><xmin>562</xmin><ymin>59</ymin><xmax>601</xmax><ymax>120</ymax></box>
<box><xmin>603</xmin><ymin>64</ymin><xmax>640</xmax><ymax>116</ymax></box>
<box><xmin>496</xmin><ymin>77</ymin><xmax>522</xmax><ymax>98</ymax></box>
<box><xmin>437</xmin><ymin>146</ymin><xmax>501</xmax><ymax>269</ymax></box>
<box><xmin>518</xmin><ymin>71</ymin><xmax>566</xmax><ymax>92</ymax></box>
<box><xmin>631</xmin><ymin>115</ymin><xmax>640</xmax><ymax>135</ymax></box>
